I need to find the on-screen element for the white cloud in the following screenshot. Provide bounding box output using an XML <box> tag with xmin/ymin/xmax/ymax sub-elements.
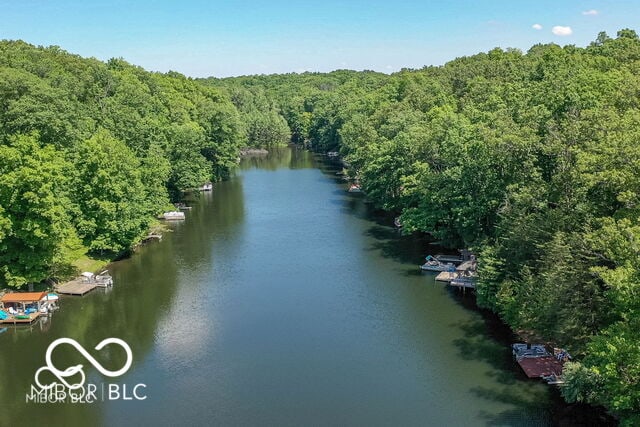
<box><xmin>582</xmin><ymin>9</ymin><xmax>599</xmax><ymax>16</ymax></box>
<box><xmin>552</xmin><ymin>26</ymin><xmax>573</xmax><ymax>36</ymax></box>
<box><xmin>532</xmin><ymin>23</ymin><xmax>543</xmax><ymax>30</ymax></box>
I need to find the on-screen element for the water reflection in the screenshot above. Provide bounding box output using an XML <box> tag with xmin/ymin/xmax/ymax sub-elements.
<box><xmin>0</xmin><ymin>147</ymin><xmax>562</xmax><ymax>426</ymax></box>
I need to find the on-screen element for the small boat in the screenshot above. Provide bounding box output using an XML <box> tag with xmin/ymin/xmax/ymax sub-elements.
<box><xmin>95</xmin><ymin>270</ymin><xmax>113</xmax><ymax>287</ymax></box>
<box><xmin>163</xmin><ymin>211</ymin><xmax>185</xmax><ymax>220</ymax></box>
<box><xmin>512</xmin><ymin>343</ymin><xmax>550</xmax><ymax>360</ymax></box>
<box><xmin>200</xmin><ymin>182</ymin><xmax>213</xmax><ymax>191</ymax></box>
<box><xmin>420</xmin><ymin>256</ymin><xmax>454</xmax><ymax>272</ymax></box>
<box><xmin>327</xmin><ymin>151</ymin><xmax>339</xmax><ymax>158</ymax></box>
<box><xmin>394</xmin><ymin>217</ymin><xmax>402</xmax><ymax>228</ymax></box>
<box><xmin>40</xmin><ymin>293</ymin><xmax>58</xmax><ymax>302</ymax></box>
<box><xmin>348</xmin><ymin>184</ymin><xmax>362</xmax><ymax>193</ymax></box>
<box><xmin>434</xmin><ymin>254</ymin><xmax>464</xmax><ymax>264</ymax></box>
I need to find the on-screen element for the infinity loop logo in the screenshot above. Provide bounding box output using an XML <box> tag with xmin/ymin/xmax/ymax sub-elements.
<box><xmin>34</xmin><ymin>338</ymin><xmax>133</xmax><ymax>390</ymax></box>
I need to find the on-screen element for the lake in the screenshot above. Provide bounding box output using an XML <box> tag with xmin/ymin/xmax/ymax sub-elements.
<box><xmin>0</xmin><ymin>147</ymin><xmax>561</xmax><ymax>426</ymax></box>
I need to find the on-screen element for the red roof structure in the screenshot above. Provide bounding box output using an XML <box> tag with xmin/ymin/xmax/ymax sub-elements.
<box><xmin>517</xmin><ymin>356</ymin><xmax>564</xmax><ymax>378</ymax></box>
<box><xmin>0</xmin><ymin>292</ymin><xmax>47</xmax><ymax>304</ymax></box>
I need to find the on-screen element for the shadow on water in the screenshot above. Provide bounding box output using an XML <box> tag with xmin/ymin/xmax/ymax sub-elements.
<box><xmin>240</xmin><ymin>145</ymin><xmax>315</xmax><ymax>171</ymax></box>
<box><xmin>312</xmin><ymin>153</ymin><xmax>619</xmax><ymax>426</ymax></box>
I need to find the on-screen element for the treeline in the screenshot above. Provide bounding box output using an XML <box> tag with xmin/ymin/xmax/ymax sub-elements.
<box><xmin>218</xmin><ymin>31</ymin><xmax>640</xmax><ymax>424</ymax></box>
<box><xmin>0</xmin><ymin>40</ymin><xmax>245</xmax><ymax>287</ymax></box>
<box><xmin>202</xmin><ymin>79</ymin><xmax>291</xmax><ymax>147</ymax></box>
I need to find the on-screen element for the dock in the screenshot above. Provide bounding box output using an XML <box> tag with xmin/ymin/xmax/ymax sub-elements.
<box><xmin>56</xmin><ymin>280</ymin><xmax>97</xmax><ymax>296</ymax></box>
<box><xmin>0</xmin><ymin>292</ymin><xmax>47</xmax><ymax>325</ymax></box>
<box><xmin>436</xmin><ymin>271</ymin><xmax>457</xmax><ymax>283</ymax></box>
<box><xmin>435</xmin><ymin>259</ymin><xmax>477</xmax><ymax>289</ymax></box>
<box><xmin>450</xmin><ymin>277</ymin><xmax>477</xmax><ymax>289</ymax></box>
<box><xmin>0</xmin><ymin>312</ymin><xmax>40</xmax><ymax>325</ymax></box>
<box><xmin>517</xmin><ymin>356</ymin><xmax>564</xmax><ymax>378</ymax></box>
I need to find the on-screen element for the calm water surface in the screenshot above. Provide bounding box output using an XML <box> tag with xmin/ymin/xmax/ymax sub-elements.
<box><xmin>0</xmin><ymin>148</ymin><xmax>560</xmax><ymax>426</ymax></box>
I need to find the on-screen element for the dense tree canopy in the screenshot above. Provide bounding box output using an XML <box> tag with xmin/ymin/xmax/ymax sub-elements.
<box><xmin>0</xmin><ymin>40</ymin><xmax>244</xmax><ymax>286</ymax></box>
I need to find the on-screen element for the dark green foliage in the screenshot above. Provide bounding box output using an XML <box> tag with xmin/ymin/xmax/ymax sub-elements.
<box><xmin>0</xmin><ymin>133</ymin><xmax>75</xmax><ymax>286</ymax></box>
<box><xmin>0</xmin><ymin>41</ymin><xmax>243</xmax><ymax>286</ymax></box>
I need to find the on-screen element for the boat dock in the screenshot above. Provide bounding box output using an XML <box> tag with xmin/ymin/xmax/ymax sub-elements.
<box><xmin>512</xmin><ymin>343</ymin><xmax>568</xmax><ymax>384</ymax></box>
<box><xmin>0</xmin><ymin>292</ymin><xmax>47</xmax><ymax>325</ymax></box>
<box><xmin>436</xmin><ymin>271</ymin><xmax>457</xmax><ymax>283</ymax></box>
<box><xmin>56</xmin><ymin>270</ymin><xmax>113</xmax><ymax>296</ymax></box>
<box><xmin>0</xmin><ymin>312</ymin><xmax>41</xmax><ymax>325</ymax></box>
<box><xmin>56</xmin><ymin>280</ymin><xmax>98</xmax><ymax>296</ymax></box>
<box><xmin>435</xmin><ymin>259</ymin><xmax>477</xmax><ymax>289</ymax></box>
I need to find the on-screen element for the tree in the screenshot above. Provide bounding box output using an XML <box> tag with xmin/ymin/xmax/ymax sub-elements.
<box><xmin>71</xmin><ymin>129</ymin><xmax>149</xmax><ymax>253</ymax></box>
<box><xmin>0</xmin><ymin>133</ymin><xmax>74</xmax><ymax>286</ymax></box>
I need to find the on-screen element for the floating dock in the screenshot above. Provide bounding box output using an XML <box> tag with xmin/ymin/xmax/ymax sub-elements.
<box><xmin>56</xmin><ymin>280</ymin><xmax>97</xmax><ymax>296</ymax></box>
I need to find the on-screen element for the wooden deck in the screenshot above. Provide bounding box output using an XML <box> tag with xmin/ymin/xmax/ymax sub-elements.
<box><xmin>0</xmin><ymin>312</ymin><xmax>40</xmax><ymax>324</ymax></box>
<box><xmin>435</xmin><ymin>271</ymin><xmax>456</xmax><ymax>283</ymax></box>
<box><xmin>56</xmin><ymin>280</ymin><xmax>98</xmax><ymax>296</ymax></box>
<box><xmin>456</xmin><ymin>260</ymin><xmax>476</xmax><ymax>271</ymax></box>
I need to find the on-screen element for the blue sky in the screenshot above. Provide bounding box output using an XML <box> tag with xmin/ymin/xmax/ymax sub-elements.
<box><xmin>0</xmin><ymin>1</ymin><xmax>639</xmax><ymax>77</ymax></box>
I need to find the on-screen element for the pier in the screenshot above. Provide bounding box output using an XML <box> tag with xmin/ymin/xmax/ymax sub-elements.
<box><xmin>56</xmin><ymin>270</ymin><xmax>113</xmax><ymax>296</ymax></box>
<box><xmin>56</xmin><ymin>280</ymin><xmax>97</xmax><ymax>296</ymax></box>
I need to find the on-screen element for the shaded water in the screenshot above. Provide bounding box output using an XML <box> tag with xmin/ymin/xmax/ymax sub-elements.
<box><xmin>0</xmin><ymin>147</ymin><xmax>561</xmax><ymax>426</ymax></box>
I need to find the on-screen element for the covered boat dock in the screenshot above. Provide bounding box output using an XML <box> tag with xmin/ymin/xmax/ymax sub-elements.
<box><xmin>0</xmin><ymin>292</ymin><xmax>46</xmax><ymax>324</ymax></box>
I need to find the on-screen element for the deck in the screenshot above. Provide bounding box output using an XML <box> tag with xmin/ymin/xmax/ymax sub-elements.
<box><xmin>435</xmin><ymin>271</ymin><xmax>456</xmax><ymax>283</ymax></box>
<box><xmin>517</xmin><ymin>356</ymin><xmax>564</xmax><ymax>378</ymax></box>
<box><xmin>0</xmin><ymin>312</ymin><xmax>40</xmax><ymax>324</ymax></box>
<box><xmin>456</xmin><ymin>260</ymin><xmax>476</xmax><ymax>271</ymax></box>
<box><xmin>56</xmin><ymin>280</ymin><xmax>97</xmax><ymax>296</ymax></box>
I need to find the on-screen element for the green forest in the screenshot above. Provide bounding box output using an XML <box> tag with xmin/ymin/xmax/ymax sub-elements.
<box><xmin>1</xmin><ymin>30</ymin><xmax>639</xmax><ymax>423</ymax></box>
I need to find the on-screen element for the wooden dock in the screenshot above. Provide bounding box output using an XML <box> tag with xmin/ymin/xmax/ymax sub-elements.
<box><xmin>0</xmin><ymin>312</ymin><xmax>40</xmax><ymax>325</ymax></box>
<box><xmin>456</xmin><ymin>260</ymin><xmax>476</xmax><ymax>272</ymax></box>
<box><xmin>56</xmin><ymin>280</ymin><xmax>97</xmax><ymax>296</ymax></box>
<box><xmin>435</xmin><ymin>271</ymin><xmax>457</xmax><ymax>283</ymax></box>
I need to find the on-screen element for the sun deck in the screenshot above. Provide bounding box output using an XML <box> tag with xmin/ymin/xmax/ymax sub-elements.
<box><xmin>56</xmin><ymin>280</ymin><xmax>98</xmax><ymax>296</ymax></box>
